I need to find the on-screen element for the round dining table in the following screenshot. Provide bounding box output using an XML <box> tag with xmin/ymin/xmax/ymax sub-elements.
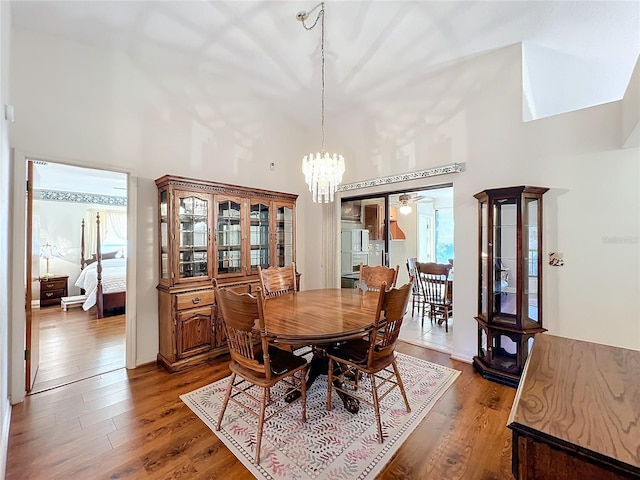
<box><xmin>262</xmin><ymin>288</ymin><xmax>379</xmax><ymax>345</ymax></box>
<box><xmin>262</xmin><ymin>288</ymin><xmax>380</xmax><ymax>413</ymax></box>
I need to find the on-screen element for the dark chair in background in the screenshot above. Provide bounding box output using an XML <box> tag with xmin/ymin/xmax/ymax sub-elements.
<box><xmin>416</xmin><ymin>262</ymin><xmax>453</xmax><ymax>332</ymax></box>
<box><xmin>406</xmin><ymin>257</ymin><xmax>425</xmax><ymax>316</ymax></box>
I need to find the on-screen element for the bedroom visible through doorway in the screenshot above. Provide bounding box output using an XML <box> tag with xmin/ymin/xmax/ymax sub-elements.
<box><xmin>28</xmin><ymin>161</ymin><xmax>127</xmax><ymax>393</ymax></box>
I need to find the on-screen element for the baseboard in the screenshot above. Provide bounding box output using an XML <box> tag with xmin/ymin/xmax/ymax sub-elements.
<box><xmin>399</xmin><ymin>338</ymin><xmax>452</xmax><ymax>355</ymax></box>
<box><xmin>450</xmin><ymin>353</ymin><xmax>473</xmax><ymax>364</ymax></box>
<box><xmin>0</xmin><ymin>400</ymin><xmax>11</xmax><ymax>480</ymax></box>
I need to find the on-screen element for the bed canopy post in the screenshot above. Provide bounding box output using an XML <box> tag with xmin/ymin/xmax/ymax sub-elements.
<box><xmin>80</xmin><ymin>218</ymin><xmax>86</xmax><ymax>270</ymax></box>
<box><xmin>96</xmin><ymin>212</ymin><xmax>104</xmax><ymax>319</ymax></box>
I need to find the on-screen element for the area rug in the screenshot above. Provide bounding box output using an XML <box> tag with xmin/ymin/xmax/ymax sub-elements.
<box><xmin>180</xmin><ymin>353</ymin><xmax>460</xmax><ymax>480</ymax></box>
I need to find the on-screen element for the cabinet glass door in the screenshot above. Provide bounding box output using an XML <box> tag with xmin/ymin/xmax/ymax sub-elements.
<box><xmin>274</xmin><ymin>203</ymin><xmax>294</xmax><ymax>267</ymax></box>
<box><xmin>493</xmin><ymin>199</ymin><xmax>517</xmax><ymax>321</ymax></box>
<box><xmin>159</xmin><ymin>189</ymin><xmax>169</xmax><ymax>281</ymax></box>
<box><xmin>249</xmin><ymin>199</ymin><xmax>270</xmax><ymax>273</ymax></box>
<box><xmin>479</xmin><ymin>200</ymin><xmax>488</xmax><ymax>319</ymax></box>
<box><xmin>176</xmin><ymin>192</ymin><xmax>209</xmax><ymax>281</ymax></box>
<box><xmin>217</xmin><ymin>197</ymin><xmax>243</xmax><ymax>276</ymax></box>
<box><xmin>523</xmin><ymin>197</ymin><xmax>540</xmax><ymax>323</ymax></box>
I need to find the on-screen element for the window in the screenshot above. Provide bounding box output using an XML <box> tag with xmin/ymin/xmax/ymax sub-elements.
<box><xmin>435</xmin><ymin>208</ymin><xmax>454</xmax><ymax>264</ymax></box>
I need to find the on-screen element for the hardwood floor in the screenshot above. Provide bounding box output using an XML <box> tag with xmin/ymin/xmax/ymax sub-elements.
<box><xmin>7</xmin><ymin>343</ymin><xmax>516</xmax><ymax>479</ymax></box>
<box><xmin>31</xmin><ymin>305</ymin><xmax>125</xmax><ymax>393</ymax></box>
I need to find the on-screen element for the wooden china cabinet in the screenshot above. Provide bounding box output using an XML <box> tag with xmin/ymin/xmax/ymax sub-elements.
<box><xmin>155</xmin><ymin>175</ymin><xmax>297</xmax><ymax>372</ymax></box>
<box><xmin>473</xmin><ymin>186</ymin><xmax>548</xmax><ymax>387</ymax></box>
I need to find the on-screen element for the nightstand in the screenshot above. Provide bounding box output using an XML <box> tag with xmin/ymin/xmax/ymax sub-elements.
<box><xmin>40</xmin><ymin>275</ymin><xmax>69</xmax><ymax>307</ymax></box>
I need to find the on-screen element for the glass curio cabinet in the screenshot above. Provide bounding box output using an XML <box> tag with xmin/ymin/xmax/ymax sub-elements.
<box><xmin>473</xmin><ymin>186</ymin><xmax>548</xmax><ymax>387</ymax></box>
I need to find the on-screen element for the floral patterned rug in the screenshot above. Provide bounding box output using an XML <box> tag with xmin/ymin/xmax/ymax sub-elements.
<box><xmin>180</xmin><ymin>353</ymin><xmax>460</xmax><ymax>479</ymax></box>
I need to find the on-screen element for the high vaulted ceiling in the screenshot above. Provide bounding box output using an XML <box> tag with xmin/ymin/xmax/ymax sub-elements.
<box><xmin>10</xmin><ymin>1</ymin><xmax>640</xmax><ymax>143</ymax></box>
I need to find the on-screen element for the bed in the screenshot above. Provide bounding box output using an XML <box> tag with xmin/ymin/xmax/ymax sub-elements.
<box><xmin>76</xmin><ymin>213</ymin><xmax>126</xmax><ymax>318</ymax></box>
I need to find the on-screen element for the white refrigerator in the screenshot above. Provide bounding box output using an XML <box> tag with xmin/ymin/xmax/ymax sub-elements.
<box><xmin>341</xmin><ymin>229</ymin><xmax>369</xmax><ymax>274</ymax></box>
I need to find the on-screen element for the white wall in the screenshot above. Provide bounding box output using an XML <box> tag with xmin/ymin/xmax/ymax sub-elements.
<box><xmin>7</xmin><ymin>29</ymin><xmax>639</xmax><ymax>412</ymax></box>
<box><xmin>0</xmin><ymin>2</ymin><xmax>11</xmax><ymax>476</ymax></box>
<box><xmin>621</xmin><ymin>58</ymin><xmax>640</xmax><ymax>148</ymax></box>
<box><xmin>9</xmin><ymin>28</ymin><xmax>324</xmax><ymax>379</ymax></box>
<box><xmin>338</xmin><ymin>45</ymin><xmax>639</xmax><ymax>359</ymax></box>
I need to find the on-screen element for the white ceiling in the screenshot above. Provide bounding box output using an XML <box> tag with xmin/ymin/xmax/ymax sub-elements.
<box><xmin>12</xmin><ymin>1</ymin><xmax>640</xmax><ymax>191</ymax></box>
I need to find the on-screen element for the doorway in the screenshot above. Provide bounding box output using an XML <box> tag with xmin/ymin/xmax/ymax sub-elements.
<box><xmin>28</xmin><ymin>161</ymin><xmax>128</xmax><ymax>393</ymax></box>
<box><xmin>340</xmin><ymin>185</ymin><xmax>454</xmax><ymax>353</ymax></box>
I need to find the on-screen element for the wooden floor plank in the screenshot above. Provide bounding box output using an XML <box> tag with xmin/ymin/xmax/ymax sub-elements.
<box><xmin>31</xmin><ymin>305</ymin><xmax>125</xmax><ymax>393</ymax></box>
<box><xmin>8</xmin><ymin>339</ymin><xmax>517</xmax><ymax>479</ymax></box>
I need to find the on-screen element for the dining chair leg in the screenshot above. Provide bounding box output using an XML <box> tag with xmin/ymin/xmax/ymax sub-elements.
<box><xmin>216</xmin><ymin>373</ymin><xmax>235</xmax><ymax>431</ymax></box>
<box><xmin>392</xmin><ymin>359</ymin><xmax>411</xmax><ymax>413</ymax></box>
<box><xmin>326</xmin><ymin>358</ymin><xmax>334</xmax><ymax>411</ymax></box>
<box><xmin>370</xmin><ymin>373</ymin><xmax>384</xmax><ymax>443</ymax></box>
<box><xmin>254</xmin><ymin>387</ymin><xmax>268</xmax><ymax>465</ymax></box>
<box><xmin>300</xmin><ymin>370</ymin><xmax>307</xmax><ymax>423</ymax></box>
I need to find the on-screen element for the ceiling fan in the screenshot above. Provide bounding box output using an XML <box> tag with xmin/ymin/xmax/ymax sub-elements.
<box><xmin>397</xmin><ymin>193</ymin><xmax>428</xmax><ymax>215</ymax></box>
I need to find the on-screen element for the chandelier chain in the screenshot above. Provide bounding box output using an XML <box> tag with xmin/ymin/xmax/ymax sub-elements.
<box><xmin>320</xmin><ymin>4</ymin><xmax>325</xmax><ymax>152</ymax></box>
<box><xmin>298</xmin><ymin>1</ymin><xmax>344</xmax><ymax>203</ymax></box>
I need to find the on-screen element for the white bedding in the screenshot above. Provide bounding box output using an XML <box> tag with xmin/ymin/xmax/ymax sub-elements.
<box><xmin>75</xmin><ymin>257</ymin><xmax>126</xmax><ymax>311</ymax></box>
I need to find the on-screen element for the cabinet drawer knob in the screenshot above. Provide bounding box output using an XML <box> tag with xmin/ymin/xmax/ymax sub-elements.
<box><xmin>46</xmin><ymin>283</ymin><xmax>55</xmax><ymax>288</ymax></box>
<box><xmin>192</xmin><ymin>297</ymin><xmax>201</xmax><ymax>304</ymax></box>
<box><xmin>45</xmin><ymin>292</ymin><xmax>54</xmax><ymax>297</ymax></box>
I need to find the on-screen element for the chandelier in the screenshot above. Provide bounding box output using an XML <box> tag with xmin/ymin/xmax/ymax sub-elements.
<box><xmin>298</xmin><ymin>2</ymin><xmax>345</xmax><ymax>203</ymax></box>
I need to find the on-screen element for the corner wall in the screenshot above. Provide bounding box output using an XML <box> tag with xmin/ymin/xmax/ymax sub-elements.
<box><xmin>0</xmin><ymin>2</ymin><xmax>11</xmax><ymax>477</ymax></box>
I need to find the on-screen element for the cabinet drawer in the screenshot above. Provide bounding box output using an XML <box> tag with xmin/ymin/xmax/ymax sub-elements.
<box><xmin>175</xmin><ymin>290</ymin><xmax>215</xmax><ymax>311</ymax></box>
<box><xmin>41</xmin><ymin>279</ymin><xmax>66</xmax><ymax>290</ymax></box>
<box><xmin>41</xmin><ymin>288</ymin><xmax>66</xmax><ymax>300</ymax></box>
<box><xmin>41</xmin><ymin>288</ymin><xmax>66</xmax><ymax>306</ymax></box>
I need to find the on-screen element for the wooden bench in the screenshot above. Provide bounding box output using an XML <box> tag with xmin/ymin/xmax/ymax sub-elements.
<box><xmin>60</xmin><ymin>295</ymin><xmax>87</xmax><ymax>311</ymax></box>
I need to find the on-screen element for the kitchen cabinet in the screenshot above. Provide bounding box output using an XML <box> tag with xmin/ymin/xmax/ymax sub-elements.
<box><xmin>364</xmin><ymin>204</ymin><xmax>384</xmax><ymax>240</ymax></box>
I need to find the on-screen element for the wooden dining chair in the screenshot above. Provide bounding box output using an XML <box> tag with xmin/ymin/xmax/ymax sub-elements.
<box><xmin>326</xmin><ymin>280</ymin><xmax>413</xmax><ymax>443</ymax></box>
<box><xmin>214</xmin><ymin>286</ymin><xmax>308</xmax><ymax>465</ymax></box>
<box><xmin>358</xmin><ymin>262</ymin><xmax>399</xmax><ymax>292</ymax></box>
<box><xmin>257</xmin><ymin>262</ymin><xmax>310</xmax><ymax>355</ymax></box>
<box><xmin>416</xmin><ymin>261</ymin><xmax>453</xmax><ymax>331</ymax></box>
<box><xmin>257</xmin><ymin>262</ymin><xmax>297</xmax><ymax>298</ymax></box>
<box><xmin>406</xmin><ymin>257</ymin><xmax>425</xmax><ymax>316</ymax></box>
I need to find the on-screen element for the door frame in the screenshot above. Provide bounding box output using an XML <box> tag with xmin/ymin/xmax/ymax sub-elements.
<box><xmin>10</xmin><ymin>150</ymin><xmax>137</xmax><ymax>404</ymax></box>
